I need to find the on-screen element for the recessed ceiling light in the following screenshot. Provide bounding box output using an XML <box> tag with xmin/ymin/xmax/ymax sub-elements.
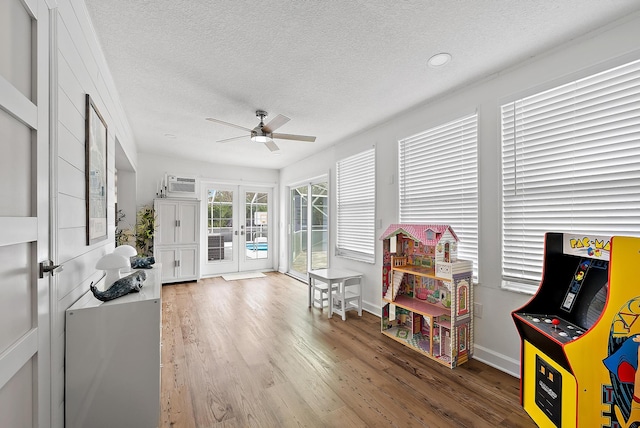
<box><xmin>428</xmin><ymin>53</ymin><xmax>452</xmax><ymax>68</ymax></box>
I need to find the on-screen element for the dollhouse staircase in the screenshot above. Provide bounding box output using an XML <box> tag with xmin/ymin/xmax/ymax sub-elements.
<box><xmin>384</xmin><ymin>270</ymin><xmax>405</xmax><ymax>301</ymax></box>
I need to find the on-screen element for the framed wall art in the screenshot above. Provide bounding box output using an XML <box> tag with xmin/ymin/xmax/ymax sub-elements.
<box><xmin>85</xmin><ymin>94</ymin><xmax>108</xmax><ymax>245</ymax></box>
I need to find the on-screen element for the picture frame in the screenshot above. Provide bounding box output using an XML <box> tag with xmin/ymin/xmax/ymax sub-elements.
<box><xmin>85</xmin><ymin>94</ymin><xmax>108</xmax><ymax>245</ymax></box>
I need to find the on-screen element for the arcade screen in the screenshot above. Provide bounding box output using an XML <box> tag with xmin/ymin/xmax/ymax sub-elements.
<box><xmin>553</xmin><ymin>255</ymin><xmax>609</xmax><ymax>330</ymax></box>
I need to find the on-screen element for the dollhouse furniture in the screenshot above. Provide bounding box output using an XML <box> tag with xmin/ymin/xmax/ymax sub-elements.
<box><xmin>308</xmin><ymin>268</ymin><xmax>363</xmax><ymax>319</ymax></box>
<box><xmin>331</xmin><ymin>276</ymin><xmax>363</xmax><ymax>320</ymax></box>
<box><xmin>380</xmin><ymin>224</ymin><xmax>474</xmax><ymax>368</ymax></box>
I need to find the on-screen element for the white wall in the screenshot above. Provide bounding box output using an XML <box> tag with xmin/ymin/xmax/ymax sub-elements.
<box><xmin>51</xmin><ymin>1</ymin><xmax>137</xmax><ymax>426</ymax></box>
<box><xmin>279</xmin><ymin>13</ymin><xmax>640</xmax><ymax>376</ymax></box>
<box><xmin>136</xmin><ymin>153</ymin><xmax>279</xmax><ymax>208</ymax></box>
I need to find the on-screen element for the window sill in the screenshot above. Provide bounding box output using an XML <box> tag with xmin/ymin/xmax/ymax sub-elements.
<box><xmin>335</xmin><ymin>250</ymin><xmax>375</xmax><ymax>264</ymax></box>
<box><xmin>501</xmin><ymin>280</ymin><xmax>536</xmax><ymax>296</ymax></box>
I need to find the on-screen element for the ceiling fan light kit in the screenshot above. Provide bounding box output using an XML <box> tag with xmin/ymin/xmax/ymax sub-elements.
<box><xmin>206</xmin><ymin>109</ymin><xmax>317</xmax><ymax>153</ymax></box>
<box><xmin>251</xmin><ymin>133</ymin><xmax>272</xmax><ymax>143</ymax></box>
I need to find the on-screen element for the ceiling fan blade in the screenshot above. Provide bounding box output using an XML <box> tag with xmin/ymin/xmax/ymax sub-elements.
<box><xmin>264</xmin><ymin>140</ymin><xmax>280</xmax><ymax>152</ymax></box>
<box><xmin>217</xmin><ymin>135</ymin><xmax>249</xmax><ymax>143</ymax></box>
<box><xmin>262</xmin><ymin>114</ymin><xmax>290</xmax><ymax>133</ymax></box>
<box><xmin>206</xmin><ymin>117</ymin><xmax>253</xmax><ymax>132</ymax></box>
<box><xmin>272</xmin><ymin>133</ymin><xmax>316</xmax><ymax>142</ymax></box>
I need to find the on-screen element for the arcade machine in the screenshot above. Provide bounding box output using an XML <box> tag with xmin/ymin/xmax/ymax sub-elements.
<box><xmin>512</xmin><ymin>232</ymin><xmax>640</xmax><ymax>428</ymax></box>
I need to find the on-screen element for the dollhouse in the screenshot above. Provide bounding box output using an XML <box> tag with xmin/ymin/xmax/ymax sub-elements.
<box><xmin>380</xmin><ymin>224</ymin><xmax>474</xmax><ymax>368</ymax></box>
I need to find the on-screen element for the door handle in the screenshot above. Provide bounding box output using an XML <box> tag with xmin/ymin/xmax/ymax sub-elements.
<box><xmin>39</xmin><ymin>260</ymin><xmax>63</xmax><ymax>278</ymax></box>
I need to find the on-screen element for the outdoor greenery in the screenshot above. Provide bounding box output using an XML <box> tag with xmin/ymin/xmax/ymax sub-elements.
<box><xmin>115</xmin><ymin>205</ymin><xmax>156</xmax><ymax>255</ymax></box>
<box><xmin>135</xmin><ymin>205</ymin><xmax>156</xmax><ymax>256</ymax></box>
<box><xmin>115</xmin><ymin>209</ymin><xmax>134</xmax><ymax>246</ymax></box>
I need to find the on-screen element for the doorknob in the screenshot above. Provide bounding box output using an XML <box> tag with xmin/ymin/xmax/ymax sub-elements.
<box><xmin>39</xmin><ymin>260</ymin><xmax>63</xmax><ymax>278</ymax></box>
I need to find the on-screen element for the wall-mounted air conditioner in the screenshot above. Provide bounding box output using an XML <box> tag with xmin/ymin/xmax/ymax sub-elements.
<box><xmin>166</xmin><ymin>175</ymin><xmax>198</xmax><ymax>198</ymax></box>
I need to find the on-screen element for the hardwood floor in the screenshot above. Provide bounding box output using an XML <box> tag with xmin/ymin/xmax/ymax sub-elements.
<box><xmin>161</xmin><ymin>272</ymin><xmax>536</xmax><ymax>427</ymax></box>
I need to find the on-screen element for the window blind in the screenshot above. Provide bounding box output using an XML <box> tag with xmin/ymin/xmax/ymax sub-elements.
<box><xmin>501</xmin><ymin>58</ymin><xmax>640</xmax><ymax>287</ymax></box>
<box><xmin>399</xmin><ymin>114</ymin><xmax>478</xmax><ymax>279</ymax></box>
<box><xmin>336</xmin><ymin>147</ymin><xmax>376</xmax><ymax>263</ymax></box>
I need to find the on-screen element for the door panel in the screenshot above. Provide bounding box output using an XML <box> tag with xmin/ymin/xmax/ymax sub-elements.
<box><xmin>0</xmin><ymin>107</ymin><xmax>31</xmax><ymax>216</ymax></box>
<box><xmin>179</xmin><ymin>203</ymin><xmax>198</xmax><ymax>244</ymax></box>
<box><xmin>0</xmin><ymin>243</ymin><xmax>31</xmax><ymax>353</ymax></box>
<box><xmin>290</xmin><ymin>185</ymin><xmax>308</xmax><ymax>276</ymax></box>
<box><xmin>310</xmin><ymin>183</ymin><xmax>328</xmax><ymax>271</ymax></box>
<box><xmin>202</xmin><ymin>184</ymin><xmax>237</xmax><ymax>276</ymax></box>
<box><xmin>155</xmin><ymin>201</ymin><xmax>178</xmax><ymax>245</ymax></box>
<box><xmin>0</xmin><ymin>0</ymin><xmax>50</xmax><ymax>426</ymax></box>
<box><xmin>0</xmin><ymin>359</ymin><xmax>34</xmax><ymax>428</ymax></box>
<box><xmin>289</xmin><ymin>180</ymin><xmax>328</xmax><ymax>279</ymax></box>
<box><xmin>239</xmin><ymin>188</ymin><xmax>272</xmax><ymax>272</ymax></box>
<box><xmin>0</xmin><ymin>0</ymin><xmax>32</xmax><ymax>99</ymax></box>
<box><xmin>201</xmin><ymin>183</ymin><xmax>273</xmax><ymax>276</ymax></box>
<box><xmin>179</xmin><ymin>247</ymin><xmax>197</xmax><ymax>278</ymax></box>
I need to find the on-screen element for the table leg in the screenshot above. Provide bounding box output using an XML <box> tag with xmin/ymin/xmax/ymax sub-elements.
<box><xmin>328</xmin><ymin>280</ymin><xmax>333</xmax><ymax>318</ymax></box>
<box><xmin>308</xmin><ymin>276</ymin><xmax>312</xmax><ymax>308</ymax></box>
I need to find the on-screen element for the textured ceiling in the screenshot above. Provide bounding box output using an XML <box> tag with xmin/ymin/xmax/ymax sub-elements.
<box><xmin>84</xmin><ymin>0</ymin><xmax>640</xmax><ymax>170</ymax></box>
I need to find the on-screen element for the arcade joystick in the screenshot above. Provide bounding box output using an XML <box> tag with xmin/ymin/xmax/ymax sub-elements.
<box><xmin>552</xmin><ymin>318</ymin><xmax>560</xmax><ymax>330</ymax></box>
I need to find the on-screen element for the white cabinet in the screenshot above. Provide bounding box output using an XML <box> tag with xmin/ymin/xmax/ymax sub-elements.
<box><xmin>157</xmin><ymin>246</ymin><xmax>198</xmax><ymax>282</ymax></box>
<box><xmin>65</xmin><ymin>266</ymin><xmax>162</xmax><ymax>428</ymax></box>
<box><xmin>154</xmin><ymin>198</ymin><xmax>200</xmax><ymax>283</ymax></box>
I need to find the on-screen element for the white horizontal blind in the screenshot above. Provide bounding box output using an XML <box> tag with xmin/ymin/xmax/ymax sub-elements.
<box><xmin>336</xmin><ymin>147</ymin><xmax>376</xmax><ymax>263</ymax></box>
<box><xmin>399</xmin><ymin>114</ymin><xmax>478</xmax><ymax>279</ymax></box>
<box><xmin>502</xmin><ymin>58</ymin><xmax>640</xmax><ymax>286</ymax></box>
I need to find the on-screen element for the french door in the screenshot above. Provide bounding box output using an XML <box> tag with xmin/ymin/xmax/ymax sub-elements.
<box><xmin>289</xmin><ymin>179</ymin><xmax>328</xmax><ymax>279</ymax></box>
<box><xmin>0</xmin><ymin>0</ymin><xmax>51</xmax><ymax>426</ymax></box>
<box><xmin>200</xmin><ymin>183</ymin><xmax>273</xmax><ymax>276</ymax></box>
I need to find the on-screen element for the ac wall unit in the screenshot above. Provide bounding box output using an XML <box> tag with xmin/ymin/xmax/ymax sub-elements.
<box><xmin>166</xmin><ymin>175</ymin><xmax>197</xmax><ymax>198</ymax></box>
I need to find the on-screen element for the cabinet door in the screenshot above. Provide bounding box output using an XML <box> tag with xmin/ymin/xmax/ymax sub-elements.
<box><xmin>178</xmin><ymin>201</ymin><xmax>199</xmax><ymax>244</ymax></box>
<box><xmin>155</xmin><ymin>201</ymin><xmax>178</xmax><ymax>245</ymax></box>
<box><xmin>157</xmin><ymin>248</ymin><xmax>177</xmax><ymax>281</ymax></box>
<box><xmin>178</xmin><ymin>247</ymin><xmax>198</xmax><ymax>278</ymax></box>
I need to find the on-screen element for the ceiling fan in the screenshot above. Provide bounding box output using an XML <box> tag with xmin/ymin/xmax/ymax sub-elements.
<box><xmin>206</xmin><ymin>110</ymin><xmax>316</xmax><ymax>152</ymax></box>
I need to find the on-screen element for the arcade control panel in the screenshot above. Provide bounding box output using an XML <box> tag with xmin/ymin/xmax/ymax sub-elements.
<box><xmin>514</xmin><ymin>313</ymin><xmax>586</xmax><ymax>343</ymax></box>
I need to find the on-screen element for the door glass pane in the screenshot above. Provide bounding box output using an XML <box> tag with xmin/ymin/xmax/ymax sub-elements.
<box><xmin>310</xmin><ymin>183</ymin><xmax>328</xmax><ymax>270</ymax></box>
<box><xmin>245</xmin><ymin>191</ymin><xmax>268</xmax><ymax>260</ymax></box>
<box><xmin>290</xmin><ymin>185</ymin><xmax>308</xmax><ymax>274</ymax></box>
<box><xmin>207</xmin><ymin>189</ymin><xmax>233</xmax><ymax>262</ymax></box>
<box><xmin>0</xmin><ymin>357</ymin><xmax>33</xmax><ymax>427</ymax></box>
<box><xmin>0</xmin><ymin>0</ymin><xmax>32</xmax><ymax>99</ymax></box>
<box><xmin>0</xmin><ymin>108</ymin><xmax>31</xmax><ymax>217</ymax></box>
<box><xmin>0</xmin><ymin>243</ymin><xmax>31</xmax><ymax>354</ymax></box>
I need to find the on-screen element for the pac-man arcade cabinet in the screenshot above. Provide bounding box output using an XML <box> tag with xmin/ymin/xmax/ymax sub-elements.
<box><xmin>512</xmin><ymin>232</ymin><xmax>640</xmax><ymax>428</ymax></box>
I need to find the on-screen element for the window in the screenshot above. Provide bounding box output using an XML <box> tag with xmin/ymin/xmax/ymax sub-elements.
<box><xmin>501</xmin><ymin>58</ymin><xmax>640</xmax><ymax>291</ymax></box>
<box><xmin>336</xmin><ymin>147</ymin><xmax>376</xmax><ymax>263</ymax></box>
<box><xmin>399</xmin><ymin>114</ymin><xmax>478</xmax><ymax>279</ymax></box>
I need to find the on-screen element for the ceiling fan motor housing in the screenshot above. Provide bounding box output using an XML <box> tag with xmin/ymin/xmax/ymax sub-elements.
<box><xmin>256</xmin><ymin>109</ymin><xmax>268</xmax><ymax>121</ymax></box>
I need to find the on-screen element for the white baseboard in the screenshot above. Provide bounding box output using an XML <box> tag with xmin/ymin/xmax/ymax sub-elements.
<box><xmin>472</xmin><ymin>344</ymin><xmax>521</xmax><ymax>378</ymax></box>
<box><xmin>362</xmin><ymin>300</ymin><xmax>379</xmax><ymax>316</ymax></box>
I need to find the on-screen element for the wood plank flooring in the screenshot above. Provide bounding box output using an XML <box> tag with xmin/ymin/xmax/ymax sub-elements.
<box><xmin>160</xmin><ymin>272</ymin><xmax>536</xmax><ymax>427</ymax></box>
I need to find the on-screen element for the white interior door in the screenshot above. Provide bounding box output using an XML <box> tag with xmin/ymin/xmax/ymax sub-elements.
<box><xmin>200</xmin><ymin>183</ymin><xmax>273</xmax><ymax>276</ymax></box>
<box><xmin>0</xmin><ymin>0</ymin><xmax>51</xmax><ymax>426</ymax></box>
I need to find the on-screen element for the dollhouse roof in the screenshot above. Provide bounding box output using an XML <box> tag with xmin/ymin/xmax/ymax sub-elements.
<box><xmin>379</xmin><ymin>224</ymin><xmax>458</xmax><ymax>246</ymax></box>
